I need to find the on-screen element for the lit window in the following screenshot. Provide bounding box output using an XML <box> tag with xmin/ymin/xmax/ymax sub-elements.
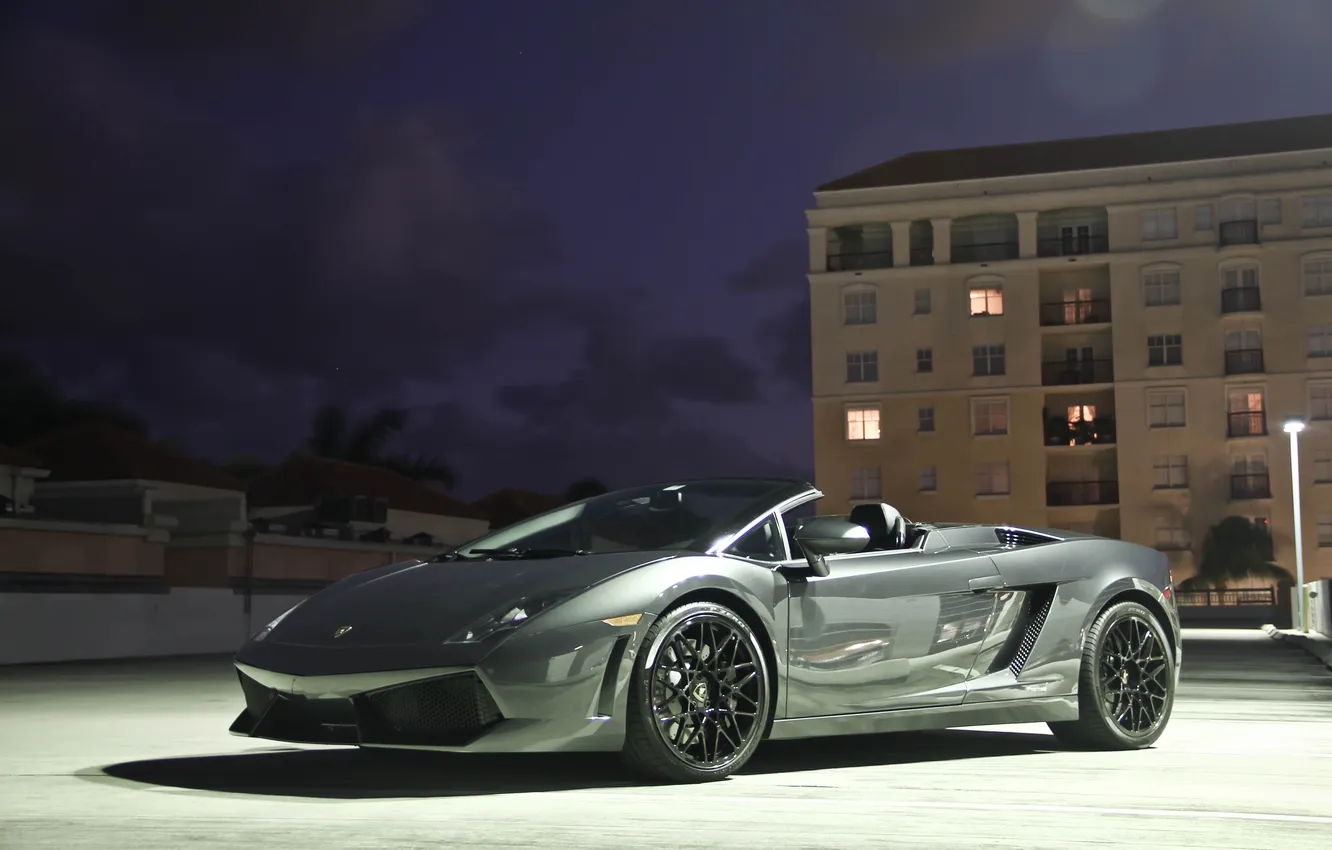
<box><xmin>972</xmin><ymin>397</ymin><xmax>1009</xmax><ymax>436</ymax></box>
<box><xmin>1147</xmin><ymin>390</ymin><xmax>1186</xmax><ymax>428</ymax></box>
<box><xmin>1147</xmin><ymin>334</ymin><xmax>1182</xmax><ymax>366</ymax></box>
<box><xmin>969</xmin><ymin>286</ymin><xmax>1003</xmax><ymax>316</ymax></box>
<box><xmin>1143</xmin><ymin>269</ymin><xmax>1181</xmax><ymax>306</ymax></box>
<box><xmin>1304</xmin><ymin>259</ymin><xmax>1332</xmax><ymax>296</ymax></box>
<box><xmin>1302</xmin><ymin>195</ymin><xmax>1332</xmax><ymax>228</ymax></box>
<box><xmin>916</xmin><ymin>348</ymin><xmax>933</xmax><ymax>373</ymax></box>
<box><xmin>1141</xmin><ymin>208</ymin><xmax>1178</xmax><ymax>241</ymax></box>
<box><xmin>975</xmin><ymin>461</ymin><xmax>1010</xmax><ymax>496</ymax></box>
<box><xmin>920</xmin><ymin>466</ymin><xmax>937</xmax><ymax>493</ymax></box>
<box><xmin>851</xmin><ymin>467</ymin><xmax>881</xmax><ymax>500</ymax></box>
<box><xmin>846</xmin><ymin>407</ymin><xmax>880</xmax><ymax>441</ymax></box>
<box><xmin>843</xmin><ymin>290</ymin><xmax>877</xmax><ymax>325</ymax></box>
<box><xmin>1152</xmin><ymin>455</ymin><xmax>1188</xmax><ymax>489</ymax></box>
<box><xmin>846</xmin><ymin>351</ymin><xmax>879</xmax><ymax>383</ymax></box>
<box><xmin>918</xmin><ymin>406</ymin><xmax>935</xmax><ymax>433</ymax></box>
<box><xmin>972</xmin><ymin>344</ymin><xmax>1006</xmax><ymax>376</ymax></box>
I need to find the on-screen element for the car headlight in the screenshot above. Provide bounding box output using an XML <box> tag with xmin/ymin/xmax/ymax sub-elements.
<box><xmin>251</xmin><ymin>600</ymin><xmax>304</xmax><ymax>642</ymax></box>
<box><xmin>449</xmin><ymin>592</ymin><xmax>574</xmax><ymax>643</ymax></box>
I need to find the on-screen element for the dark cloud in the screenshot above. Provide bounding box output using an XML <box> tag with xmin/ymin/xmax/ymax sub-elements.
<box><xmin>728</xmin><ymin>240</ymin><xmax>808</xmax><ymax>294</ymax></box>
<box><xmin>725</xmin><ymin>240</ymin><xmax>810</xmax><ymax>391</ymax></box>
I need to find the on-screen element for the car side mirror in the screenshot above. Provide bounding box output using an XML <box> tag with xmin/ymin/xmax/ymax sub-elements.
<box><xmin>792</xmin><ymin>517</ymin><xmax>869</xmax><ymax>577</ymax></box>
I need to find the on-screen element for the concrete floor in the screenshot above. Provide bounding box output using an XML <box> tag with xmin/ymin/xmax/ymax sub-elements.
<box><xmin>2</xmin><ymin>628</ymin><xmax>1331</xmax><ymax>849</ymax></box>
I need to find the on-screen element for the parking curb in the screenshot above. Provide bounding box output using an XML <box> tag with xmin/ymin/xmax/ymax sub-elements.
<box><xmin>1262</xmin><ymin>623</ymin><xmax>1332</xmax><ymax>672</ymax></box>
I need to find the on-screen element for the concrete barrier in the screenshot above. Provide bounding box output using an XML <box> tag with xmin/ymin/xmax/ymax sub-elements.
<box><xmin>0</xmin><ymin>589</ymin><xmax>307</xmax><ymax>665</ymax></box>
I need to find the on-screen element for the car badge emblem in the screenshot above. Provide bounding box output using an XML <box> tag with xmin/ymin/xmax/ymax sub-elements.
<box><xmin>333</xmin><ymin>625</ymin><xmax>354</xmax><ymax>638</ymax></box>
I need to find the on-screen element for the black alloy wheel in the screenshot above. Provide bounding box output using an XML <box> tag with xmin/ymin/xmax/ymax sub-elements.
<box><xmin>1049</xmin><ymin>599</ymin><xmax>1176</xmax><ymax>750</ymax></box>
<box><xmin>621</xmin><ymin>601</ymin><xmax>770</xmax><ymax>782</ymax></box>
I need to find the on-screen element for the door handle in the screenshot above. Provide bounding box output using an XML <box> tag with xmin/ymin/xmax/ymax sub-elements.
<box><xmin>969</xmin><ymin>575</ymin><xmax>1008</xmax><ymax>593</ymax></box>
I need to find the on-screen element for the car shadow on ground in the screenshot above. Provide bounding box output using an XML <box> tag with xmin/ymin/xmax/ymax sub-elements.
<box><xmin>92</xmin><ymin>728</ymin><xmax>1059</xmax><ymax>799</ymax></box>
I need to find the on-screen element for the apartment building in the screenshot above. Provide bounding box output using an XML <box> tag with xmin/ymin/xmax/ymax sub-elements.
<box><xmin>806</xmin><ymin>113</ymin><xmax>1332</xmax><ymax>583</ymax></box>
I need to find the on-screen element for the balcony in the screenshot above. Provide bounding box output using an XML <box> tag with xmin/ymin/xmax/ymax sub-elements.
<box><xmin>827</xmin><ymin>250</ymin><xmax>893</xmax><ymax>272</ymax></box>
<box><xmin>1039</xmin><ymin>298</ymin><xmax>1111</xmax><ymax>327</ymax></box>
<box><xmin>1037</xmin><ymin>233</ymin><xmax>1109</xmax><ymax>258</ymax></box>
<box><xmin>1219</xmin><ymin>219</ymin><xmax>1260</xmax><ymax>247</ymax></box>
<box><xmin>1041</xmin><ymin>359</ymin><xmax>1114</xmax><ymax>386</ymax></box>
<box><xmin>1224</xmin><ymin>348</ymin><xmax>1265</xmax><ymax>375</ymax></box>
<box><xmin>1221</xmin><ymin>287</ymin><xmax>1261</xmax><ymax>314</ymax></box>
<box><xmin>952</xmin><ymin>241</ymin><xmax>1019</xmax><ymax>264</ymax></box>
<box><xmin>1227</xmin><ymin>410</ymin><xmax>1268</xmax><ymax>438</ymax></box>
<box><xmin>909</xmin><ymin>246</ymin><xmax>934</xmax><ymax>266</ymax></box>
<box><xmin>1047</xmin><ymin>480</ymin><xmax>1119</xmax><ymax>507</ymax></box>
<box><xmin>1230</xmin><ymin>472</ymin><xmax>1271</xmax><ymax>500</ymax></box>
<box><xmin>1045</xmin><ymin>414</ymin><xmax>1116</xmax><ymax>447</ymax></box>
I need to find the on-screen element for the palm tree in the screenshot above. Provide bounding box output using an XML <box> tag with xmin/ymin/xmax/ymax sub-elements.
<box><xmin>0</xmin><ymin>353</ymin><xmax>146</xmax><ymax>445</ymax></box>
<box><xmin>1181</xmin><ymin>516</ymin><xmax>1294</xmax><ymax>590</ymax></box>
<box><xmin>564</xmin><ymin>477</ymin><xmax>609</xmax><ymax>502</ymax></box>
<box><xmin>304</xmin><ymin>403</ymin><xmax>456</xmax><ymax>490</ymax></box>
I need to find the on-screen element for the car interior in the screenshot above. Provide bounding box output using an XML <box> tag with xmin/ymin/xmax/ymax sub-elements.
<box><xmin>778</xmin><ymin>502</ymin><xmax>928</xmax><ymax>560</ymax></box>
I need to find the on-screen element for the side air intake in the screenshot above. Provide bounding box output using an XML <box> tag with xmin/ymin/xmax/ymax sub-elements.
<box><xmin>1008</xmin><ymin>589</ymin><xmax>1056</xmax><ymax>677</ymax></box>
<box><xmin>995</xmin><ymin>527</ymin><xmax>1058</xmax><ymax>548</ymax></box>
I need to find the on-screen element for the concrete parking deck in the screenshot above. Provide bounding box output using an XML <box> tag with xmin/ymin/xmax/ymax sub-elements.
<box><xmin>2</xmin><ymin>628</ymin><xmax>1331</xmax><ymax>849</ymax></box>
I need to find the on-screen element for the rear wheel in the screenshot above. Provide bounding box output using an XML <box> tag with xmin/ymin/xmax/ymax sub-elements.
<box><xmin>620</xmin><ymin>601</ymin><xmax>770</xmax><ymax>783</ymax></box>
<box><xmin>1049</xmin><ymin>600</ymin><xmax>1175</xmax><ymax>750</ymax></box>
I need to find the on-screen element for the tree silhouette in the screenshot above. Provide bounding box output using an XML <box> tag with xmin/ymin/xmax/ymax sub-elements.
<box><xmin>564</xmin><ymin>477</ymin><xmax>609</xmax><ymax>502</ymax></box>
<box><xmin>0</xmin><ymin>353</ymin><xmax>146</xmax><ymax>446</ymax></box>
<box><xmin>1180</xmin><ymin>516</ymin><xmax>1294</xmax><ymax>590</ymax></box>
<box><xmin>304</xmin><ymin>403</ymin><xmax>456</xmax><ymax>490</ymax></box>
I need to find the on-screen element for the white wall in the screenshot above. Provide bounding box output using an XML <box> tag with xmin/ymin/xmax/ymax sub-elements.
<box><xmin>0</xmin><ymin>589</ymin><xmax>308</xmax><ymax>665</ymax></box>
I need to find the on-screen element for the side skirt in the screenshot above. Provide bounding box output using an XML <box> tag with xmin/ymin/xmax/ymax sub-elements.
<box><xmin>767</xmin><ymin>695</ymin><xmax>1078</xmax><ymax>741</ymax></box>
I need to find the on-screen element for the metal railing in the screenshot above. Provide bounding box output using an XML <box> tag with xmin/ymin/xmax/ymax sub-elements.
<box><xmin>1224</xmin><ymin>348</ymin><xmax>1265</xmax><ymax>375</ymax></box>
<box><xmin>1041</xmin><ymin>359</ymin><xmax>1114</xmax><ymax>386</ymax></box>
<box><xmin>909</xmin><ymin>247</ymin><xmax>934</xmax><ymax>266</ymax></box>
<box><xmin>1176</xmin><ymin>588</ymin><xmax>1276</xmax><ymax>607</ymax></box>
<box><xmin>827</xmin><ymin>250</ymin><xmax>893</xmax><ymax>271</ymax></box>
<box><xmin>1227</xmin><ymin>410</ymin><xmax>1267</xmax><ymax>438</ymax></box>
<box><xmin>1044</xmin><ymin>416</ymin><xmax>1116</xmax><ymax>446</ymax></box>
<box><xmin>1230</xmin><ymin>472</ymin><xmax>1271</xmax><ymax>500</ymax></box>
<box><xmin>952</xmin><ymin>241</ymin><xmax>1019</xmax><ymax>264</ymax></box>
<box><xmin>1219</xmin><ymin>219</ymin><xmax>1260</xmax><ymax>247</ymax></box>
<box><xmin>1046</xmin><ymin>480</ymin><xmax>1120</xmax><ymax>506</ymax></box>
<box><xmin>1036</xmin><ymin>233</ymin><xmax>1109</xmax><ymax>257</ymax></box>
<box><xmin>1221</xmin><ymin>286</ymin><xmax>1262</xmax><ymax>314</ymax></box>
<box><xmin>1039</xmin><ymin>298</ymin><xmax>1111</xmax><ymax>326</ymax></box>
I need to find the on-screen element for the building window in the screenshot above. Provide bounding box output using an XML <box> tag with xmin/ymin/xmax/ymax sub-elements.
<box><xmin>1147</xmin><ymin>334</ymin><xmax>1183</xmax><ymax>367</ymax></box>
<box><xmin>969</xmin><ymin>286</ymin><xmax>1003</xmax><ymax>316</ymax></box>
<box><xmin>843</xmin><ymin>290</ymin><xmax>877</xmax><ymax>325</ymax></box>
<box><xmin>1311</xmin><ymin>384</ymin><xmax>1332</xmax><ymax>421</ymax></box>
<box><xmin>972</xmin><ymin>343</ymin><xmax>1006</xmax><ymax>376</ymax></box>
<box><xmin>914</xmin><ymin>288</ymin><xmax>931</xmax><ymax>314</ymax></box>
<box><xmin>1195</xmin><ymin>204</ymin><xmax>1213</xmax><ymax>230</ymax></box>
<box><xmin>1154</xmin><ymin>523</ymin><xmax>1190</xmax><ymax>550</ymax></box>
<box><xmin>1222</xmin><ymin>265</ymin><xmax>1260</xmax><ymax>291</ymax></box>
<box><xmin>1318</xmin><ymin>516</ymin><xmax>1332</xmax><ymax>547</ymax></box>
<box><xmin>918</xmin><ymin>405</ymin><xmax>935</xmax><ymax>433</ymax></box>
<box><xmin>1141</xmin><ymin>208</ymin><xmax>1178</xmax><ymax>241</ymax></box>
<box><xmin>1260</xmin><ymin>198</ymin><xmax>1283</xmax><ymax>224</ymax></box>
<box><xmin>916</xmin><ymin>348</ymin><xmax>933</xmax><ymax>373</ymax></box>
<box><xmin>1302</xmin><ymin>195</ymin><xmax>1332</xmax><ymax>228</ymax></box>
<box><xmin>1143</xmin><ymin>269</ymin><xmax>1181</xmax><ymax>306</ymax></box>
<box><xmin>851</xmin><ymin>466</ymin><xmax>882</xmax><ymax>500</ymax></box>
<box><xmin>1152</xmin><ymin>455</ymin><xmax>1189</xmax><ymax>489</ymax></box>
<box><xmin>846</xmin><ymin>351</ymin><xmax>879</xmax><ymax>383</ymax></box>
<box><xmin>1315</xmin><ymin>450</ymin><xmax>1332</xmax><ymax>483</ymax></box>
<box><xmin>972</xmin><ymin>397</ymin><xmax>1010</xmax><ymax>436</ymax></box>
<box><xmin>846</xmin><ymin>407</ymin><xmax>881</xmax><ymax>441</ymax></box>
<box><xmin>1310</xmin><ymin>325</ymin><xmax>1332</xmax><ymax>358</ymax></box>
<box><xmin>920</xmin><ymin>466</ymin><xmax>938</xmax><ymax>493</ymax></box>
<box><xmin>975</xmin><ymin>461</ymin><xmax>1010</xmax><ymax>496</ymax></box>
<box><xmin>1147</xmin><ymin>389</ymin><xmax>1186</xmax><ymax>428</ymax></box>
<box><xmin>1304</xmin><ymin>259</ymin><xmax>1332</xmax><ymax>296</ymax></box>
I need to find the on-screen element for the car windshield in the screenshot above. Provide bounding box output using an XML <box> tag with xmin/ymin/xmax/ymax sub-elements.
<box><xmin>453</xmin><ymin>478</ymin><xmax>812</xmax><ymax>558</ymax></box>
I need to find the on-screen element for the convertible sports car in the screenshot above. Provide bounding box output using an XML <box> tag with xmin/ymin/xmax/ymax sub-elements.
<box><xmin>229</xmin><ymin>477</ymin><xmax>1181</xmax><ymax>783</ymax></box>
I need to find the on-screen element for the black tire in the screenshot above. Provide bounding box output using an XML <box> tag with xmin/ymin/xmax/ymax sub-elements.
<box><xmin>620</xmin><ymin>601</ymin><xmax>771</xmax><ymax>783</ymax></box>
<box><xmin>1048</xmin><ymin>600</ymin><xmax>1176</xmax><ymax>750</ymax></box>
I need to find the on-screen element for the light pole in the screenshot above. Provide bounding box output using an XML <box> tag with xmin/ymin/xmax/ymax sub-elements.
<box><xmin>1284</xmin><ymin>417</ymin><xmax>1308</xmax><ymax>633</ymax></box>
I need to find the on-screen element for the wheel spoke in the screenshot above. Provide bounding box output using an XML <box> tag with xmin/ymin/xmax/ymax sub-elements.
<box><xmin>1097</xmin><ymin>614</ymin><xmax>1171</xmax><ymax>738</ymax></box>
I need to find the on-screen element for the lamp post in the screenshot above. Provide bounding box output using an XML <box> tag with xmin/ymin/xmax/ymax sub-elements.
<box><xmin>1284</xmin><ymin>417</ymin><xmax>1307</xmax><ymax>633</ymax></box>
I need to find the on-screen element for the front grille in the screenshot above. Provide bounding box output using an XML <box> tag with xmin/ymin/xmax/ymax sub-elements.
<box><xmin>356</xmin><ymin>672</ymin><xmax>503</xmax><ymax>746</ymax></box>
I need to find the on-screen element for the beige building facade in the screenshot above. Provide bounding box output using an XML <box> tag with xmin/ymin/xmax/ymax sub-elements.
<box><xmin>806</xmin><ymin>114</ymin><xmax>1332</xmax><ymax>583</ymax></box>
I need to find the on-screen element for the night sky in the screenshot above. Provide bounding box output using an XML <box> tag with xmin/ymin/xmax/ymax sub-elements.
<box><xmin>4</xmin><ymin>0</ymin><xmax>1332</xmax><ymax>498</ymax></box>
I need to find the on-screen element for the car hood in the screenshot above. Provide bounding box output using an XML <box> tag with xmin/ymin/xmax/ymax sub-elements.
<box><xmin>256</xmin><ymin>549</ymin><xmax>682</xmax><ymax>649</ymax></box>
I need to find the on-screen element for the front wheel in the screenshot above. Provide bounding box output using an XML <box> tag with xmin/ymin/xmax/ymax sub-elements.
<box><xmin>620</xmin><ymin>601</ymin><xmax>771</xmax><ymax>783</ymax></box>
<box><xmin>1048</xmin><ymin>600</ymin><xmax>1176</xmax><ymax>750</ymax></box>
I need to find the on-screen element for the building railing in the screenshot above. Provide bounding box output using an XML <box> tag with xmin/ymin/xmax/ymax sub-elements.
<box><xmin>827</xmin><ymin>250</ymin><xmax>893</xmax><ymax>271</ymax></box>
<box><xmin>1224</xmin><ymin>348</ymin><xmax>1265</xmax><ymax>375</ymax></box>
<box><xmin>952</xmin><ymin>241</ymin><xmax>1020</xmax><ymax>264</ymax></box>
<box><xmin>1221</xmin><ymin>286</ymin><xmax>1262</xmax><ymax>314</ymax></box>
<box><xmin>1036</xmin><ymin>233</ymin><xmax>1110</xmax><ymax>257</ymax></box>
<box><xmin>1044</xmin><ymin>415</ymin><xmax>1116</xmax><ymax>446</ymax></box>
<box><xmin>1176</xmin><ymin>588</ymin><xmax>1276</xmax><ymax>607</ymax></box>
<box><xmin>1227</xmin><ymin>410</ymin><xmax>1267</xmax><ymax>438</ymax></box>
<box><xmin>1230</xmin><ymin>472</ymin><xmax>1271</xmax><ymax>500</ymax></box>
<box><xmin>1046</xmin><ymin>480</ymin><xmax>1120</xmax><ymax>507</ymax></box>
<box><xmin>1039</xmin><ymin>298</ymin><xmax>1111</xmax><ymax>326</ymax></box>
<box><xmin>909</xmin><ymin>246</ymin><xmax>934</xmax><ymax>266</ymax></box>
<box><xmin>1041</xmin><ymin>359</ymin><xmax>1114</xmax><ymax>386</ymax></box>
<box><xmin>1219</xmin><ymin>219</ymin><xmax>1260</xmax><ymax>247</ymax></box>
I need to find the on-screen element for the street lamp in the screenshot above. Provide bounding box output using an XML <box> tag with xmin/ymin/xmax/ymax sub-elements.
<box><xmin>1284</xmin><ymin>416</ymin><xmax>1308</xmax><ymax>633</ymax></box>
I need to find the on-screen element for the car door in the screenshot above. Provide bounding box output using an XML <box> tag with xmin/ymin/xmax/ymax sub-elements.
<box><xmin>784</xmin><ymin>547</ymin><xmax>1004</xmax><ymax>717</ymax></box>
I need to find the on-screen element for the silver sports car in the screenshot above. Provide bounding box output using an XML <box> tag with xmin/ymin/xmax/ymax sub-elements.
<box><xmin>229</xmin><ymin>477</ymin><xmax>1182</xmax><ymax>783</ymax></box>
